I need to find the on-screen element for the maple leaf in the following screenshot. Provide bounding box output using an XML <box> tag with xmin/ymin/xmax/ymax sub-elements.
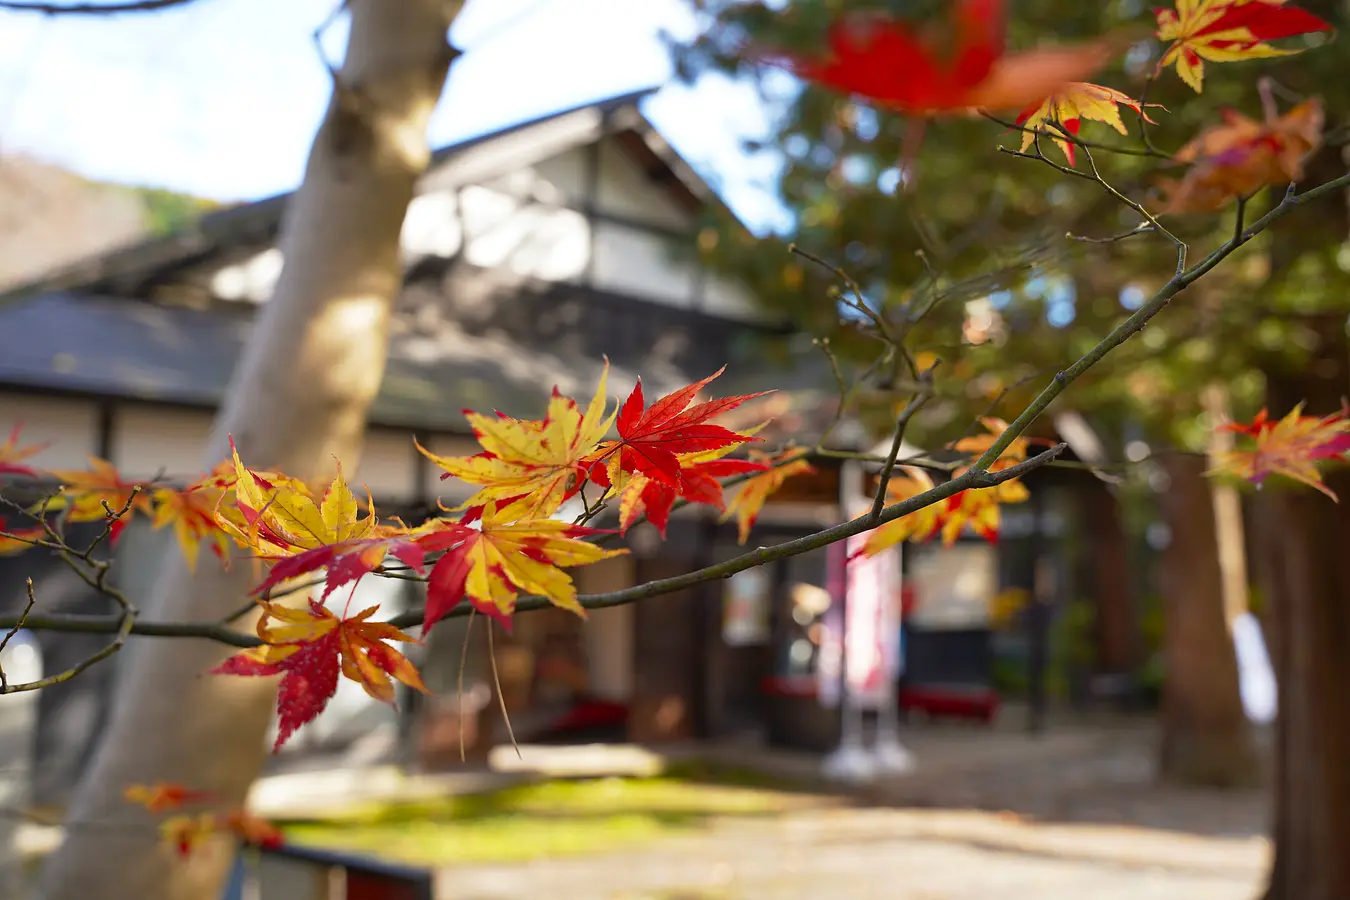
<box><xmin>761</xmin><ymin>2</ymin><xmax>1131</xmax><ymax>116</ymax></box>
<box><xmin>939</xmin><ymin>479</ymin><xmax>1031</xmax><ymax>545</ymax></box>
<box><xmin>614</xmin><ymin>442</ymin><xmax>769</xmax><ymax>537</ymax></box>
<box><xmin>1158</xmin><ymin>96</ymin><xmax>1324</xmax><ymax>213</ymax></box>
<box><xmin>1014</xmin><ymin>83</ymin><xmax>1161</xmax><ymax>165</ymax></box>
<box><xmin>1155</xmin><ymin>0</ymin><xmax>1333</xmax><ymax>93</ymax></box>
<box><xmin>158</xmin><ymin>808</ymin><xmax>282</xmax><ymax>858</ymax></box>
<box><xmin>123</xmin><ymin>782</ymin><xmax>213</xmax><ymax>814</ymax></box>
<box><xmin>0</xmin><ymin>516</ymin><xmax>45</xmax><ymax>556</ymax></box>
<box><xmin>212</xmin><ymin>599</ymin><xmax>426</xmax><ymax>751</ymax></box>
<box><xmin>45</xmin><ymin>457</ymin><xmax>154</xmax><ymax>543</ymax></box>
<box><xmin>0</xmin><ymin>424</ymin><xmax>47</xmax><ymax>478</ymax></box>
<box><xmin>856</xmin><ymin>467</ymin><xmax>947</xmax><ymax>558</ymax></box>
<box><xmin>160</xmin><ymin>814</ymin><xmax>216</xmax><ymax>858</ymax></box>
<box><xmin>1210</xmin><ymin>403</ymin><xmax>1350</xmax><ymax>499</ymax></box>
<box><xmin>419</xmin><ymin>362</ymin><xmax>616</xmax><ymax>521</ymax></box>
<box><xmin>951</xmin><ymin>417</ymin><xmax>1030</xmax><ymax>471</ymax></box>
<box><xmin>590</xmin><ymin>367</ymin><xmax>767</xmax><ymax>495</ymax></box>
<box><xmin>215</xmin><ymin>439</ymin><xmax>376</xmax><ymax>559</ymax></box>
<box><xmin>419</xmin><ymin>504</ymin><xmax>627</xmax><ymax>632</ymax></box>
<box><xmin>721</xmin><ymin>448</ymin><xmax>817</xmax><ymax>545</ymax></box>
<box><xmin>150</xmin><ymin>472</ymin><xmax>237</xmax><ymax>573</ymax></box>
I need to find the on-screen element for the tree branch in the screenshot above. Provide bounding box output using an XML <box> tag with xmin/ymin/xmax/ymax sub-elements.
<box><xmin>0</xmin><ymin>0</ymin><xmax>200</xmax><ymax>12</ymax></box>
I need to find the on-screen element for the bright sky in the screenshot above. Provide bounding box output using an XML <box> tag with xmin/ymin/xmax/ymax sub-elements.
<box><xmin>0</xmin><ymin>0</ymin><xmax>793</xmax><ymax>232</ymax></box>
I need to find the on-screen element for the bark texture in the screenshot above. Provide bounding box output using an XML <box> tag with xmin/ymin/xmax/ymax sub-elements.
<box><xmin>1156</xmin><ymin>451</ymin><xmax>1259</xmax><ymax>787</ymax></box>
<box><xmin>1259</xmin><ymin>319</ymin><xmax>1350</xmax><ymax>900</ymax></box>
<box><xmin>35</xmin><ymin>3</ymin><xmax>460</xmax><ymax>898</ymax></box>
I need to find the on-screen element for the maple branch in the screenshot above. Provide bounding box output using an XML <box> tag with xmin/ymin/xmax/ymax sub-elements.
<box><xmin>968</xmin><ymin>169</ymin><xmax>1350</xmax><ymax>472</ymax></box>
<box><xmin>981</xmin><ymin>112</ymin><xmax>1173</xmax><ymax>161</ymax></box>
<box><xmin>0</xmin><ymin>0</ymin><xmax>200</xmax><ymax>12</ymax></box>
<box><xmin>869</xmin><ymin>360</ymin><xmax>938</xmax><ymax>525</ymax></box>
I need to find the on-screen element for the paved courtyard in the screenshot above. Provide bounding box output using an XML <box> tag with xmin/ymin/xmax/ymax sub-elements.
<box><xmin>434</xmin><ymin>721</ymin><xmax>1270</xmax><ymax>900</ymax></box>
<box><xmin>435</xmin><ymin>804</ymin><xmax>1267</xmax><ymax>900</ymax></box>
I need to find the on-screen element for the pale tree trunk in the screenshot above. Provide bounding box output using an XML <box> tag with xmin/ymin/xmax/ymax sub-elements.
<box><xmin>35</xmin><ymin>3</ymin><xmax>461</xmax><ymax>898</ymax></box>
<box><xmin>1156</xmin><ymin>451</ymin><xmax>1259</xmax><ymax>787</ymax></box>
<box><xmin>1201</xmin><ymin>384</ymin><xmax>1250</xmax><ymax>628</ymax></box>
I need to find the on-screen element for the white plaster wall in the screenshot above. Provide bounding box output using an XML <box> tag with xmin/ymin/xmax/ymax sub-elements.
<box><xmin>110</xmin><ymin>405</ymin><xmax>214</xmax><ymax>480</ymax></box>
<box><xmin>594</xmin><ymin>140</ymin><xmax>692</xmax><ymax>232</ymax></box>
<box><xmin>351</xmin><ymin>429</ymin><xmax>418</xmax><ymax>506</ymax></box>
<box><xmin>591</xmin><ymin>221</ymin><xmax>693</xmax><ymax>306</ymax></box>
<box><xmin>0</xmin><ymin>393</ymin><xmax>100</xmax><ymax>472</ymax></box>
<box><xmin>460</xmin><ymin>184</ymin><xmax>590</xmax><ymax>282</ymax></box>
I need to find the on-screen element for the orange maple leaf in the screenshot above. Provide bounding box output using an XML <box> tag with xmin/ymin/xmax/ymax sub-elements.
<box><xmin>857</xmin><ymin>467</ymin><xmax>947</xmax><ymax>559</ymax></box>
<box><xmin>158</xmin><ymin>808</ymin><xmax>282</xmax><ymax>858</ymax></box>
<box><xmin>419</xmin><ymin>503</ymin><xmax>627</xmax><ymax>632</ymax></box>
<box><xmin>0</xmin><ymin>516</ymin><xmax>45</xmax><ymax>556</ymax></box>
<box><xmin>1155</xmin><ymin>0</ymin><xmax>1333</xmax><ymax>93</ymax></box>
<box><xmin>1210</xmin><ymin>403</ymin><xmax>1350</xmax><ymax>499</ymax></box>
<box><xmin>1158</xmin><ymin>95</ymin><xmax>1324</xmax><ymax>213</ymax></box>
<box><xmin>722</xmin><ymin>448</ymin><xmax>817</xmax><ymax>545</ymax></box>
<box><xmin>123</xmin><ymin>782</ymin><xmax>213</xmax><ymax>813</ymax></box>
<box><xmin>761</xmin><ymin>2</ymin><xmax>1132</xmax><ymax>116</ymax></box>
<box><xmin>418</xmin><ymin>362</ymin><xmax>616</xmax><ymax>521</ymax></box>
<box><xmin>1013</xmin><ymin>82</ymin><xmax>1162</xmax><ymax>165</ymax></box>
<box><xmin>951</xmin><ymin>417</ymin><xmax>1030</xmax><ymax>471</ymax></box>
<box><xmin>45</xmin><ymin>457</ymin><xmax>154</xmax><ymax>542</ymax></box>
<box><xmin>150</xmin><ymin>472</ymin><xmax>237</xmax><ymax>573</ymax></box>
<box><xmin>0</xmin><ymin>424</ymin><xmax>47</xmax><ymax>478</ymax></box>
<box><xmin>212</xmin><ymin>599</ymin><xmax>427</xmax><ymax>751</ymax></box>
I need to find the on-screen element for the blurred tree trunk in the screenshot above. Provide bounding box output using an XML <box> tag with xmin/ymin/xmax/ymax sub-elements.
<box><xmin>1259</xmin><ymin>314</ymin><xmax>1350</xmax><ymax>900</ymax></box>
<box><xmin>1082</xmin><ymin>480</ymin><xmax>1134</xmax><ymax>674</ymax></box>
<box><xmin>1156</xmin><ymin>451</ymin><xmax>1259</xmax><ymax>787</ymax></box>
<box><xmin>36</xmin><ymin>3</ymin><xmax>461</xmax><ymax>899</ymax></box>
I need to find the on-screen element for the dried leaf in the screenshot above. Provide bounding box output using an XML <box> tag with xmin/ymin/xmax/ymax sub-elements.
<box><xmin>1158</xmin><ymin>96</ymin><xmax>1324</xmax><ymax>213</ymax></box>
<box><xmin>1155</xmin><ymin>0</ymin><xmax>1333</xmax><ymax>93</ymax></box>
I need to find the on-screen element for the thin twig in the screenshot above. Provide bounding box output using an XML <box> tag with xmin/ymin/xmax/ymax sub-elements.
<box><xmin>869</xmin><ymin>360</ymin><xmax>939</xmax><ymax>525</ymax></box>
<box><xmin>0</xmin><ymin>578</ymin><xmax>37</xmax><ymax>691</ymax></box>
<box><xmin>486</xmin><ymin>622</ymin><xmax>520</xmax><ymax>759</ymax></box>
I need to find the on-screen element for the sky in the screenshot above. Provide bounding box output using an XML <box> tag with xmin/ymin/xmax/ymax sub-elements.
<box><xmin>0</xmin><ymin>0</ymin><xmax>793</xmax><ymax>231</ymax></box>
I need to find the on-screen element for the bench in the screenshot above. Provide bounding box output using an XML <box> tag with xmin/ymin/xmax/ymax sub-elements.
<box><xmin>222</xmin><ymin>842</ymin><xmax>434</xmax><ymax>900</ymax></box>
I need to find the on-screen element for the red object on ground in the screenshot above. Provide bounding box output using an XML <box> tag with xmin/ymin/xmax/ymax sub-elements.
<box><xmin>540</xmin><ymin>699</ymin><xmax>629</xmax><ymax>736</ymax></box>
<box><xmin>899</xmin><ymin>685</ymin><xmax>999</xmax><ymax>723</ymax></box>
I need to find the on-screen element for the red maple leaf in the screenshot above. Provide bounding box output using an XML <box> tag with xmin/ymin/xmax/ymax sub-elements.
<box><xmin>589</xmin><ymin>367</ymin><xmax>767</xmax><ymax>488</ymax></box>
<box><xmin>758</xmin><ymin>1</ymin><xmax>1130</xmax><ymax>116</ymax></box>
<box><xmin>615</xmin><ymin>450</ymin><xmax>769</xmax><ymax>537</ymax></box>
<box><xmin>212</xmin><ymin>600</ymin><xmax>426</xmax><ymax>751</ymax></box>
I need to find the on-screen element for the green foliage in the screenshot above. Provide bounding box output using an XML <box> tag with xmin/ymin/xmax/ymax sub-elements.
<box><xmin>677</xmin><ymin>1</ymin><xmax>1350</xmax><ymax>453</ymax></box>
<box><xmin>129</xmin><ymin>186</ymin><xmax>219</xmax><ymax>238</ymax></box>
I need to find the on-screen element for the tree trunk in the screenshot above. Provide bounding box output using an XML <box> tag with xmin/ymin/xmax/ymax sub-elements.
<box><xmin>1082</xmin><ymin>480</ymin><xmax>1134</xmax><ymax>674</ymax></box>
<box><xmin>1259</xmin><ymin>317</ymin><xmax>1350</xmax><ymax>900</ymax></box>
<box><xmin>36</xmin><ymin>4</ymin><xmax>460</xmax><ymax>899</ymax></box>
<box><xmin>1156</xmin><ymin>451</ymin><xmax>1259</xmax><ymax>787</ymax></box>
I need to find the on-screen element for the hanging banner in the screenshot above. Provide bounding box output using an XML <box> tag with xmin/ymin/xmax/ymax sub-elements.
<box><xmin>844</xmin><ymin>534</ymin><xmax>901</xmax><ymax>709</ymax></box>
<box><xmin>816</xmin><ymin>540</ymin><xmax>847</xmax><ymax>708</ymax></box>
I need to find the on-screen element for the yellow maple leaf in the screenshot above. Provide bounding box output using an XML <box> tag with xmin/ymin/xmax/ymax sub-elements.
<box><xmin>418</xmin><ymin>362</ymin><xmax>616</xmax><ymax>521</ymax></box>
<box><xmin>857</xmin><ymin>467</ymin><xmax>946</xmax><ymax>558</ymax></box>
<box><xmin>149</xmin><ymin>472</ymin><xmax>237</xmax><ymax>573</ymax></box>
<box><xmin>419</xmin><ymin>503</ymin><xmax>629</xmax><ymax>629</ymax></box>
<box><xmin>951</xmin><ymin>417</ymin><xmax>1030</xmax><ymax>471</ymax></box>
<box><xmin>722</xmin><ymin>448</ymin><xmax>817</xmax><ymax>545</ymax></box>
<box><xmin>1014</xmin><ymin>82</ymin><xmax>1161</xmax><ymax>165</ymax></box>
<box><xmin>214</xmin><ymin>439</ymin><xmax>376</xmax><ymax>559</ymax></box>
<box><xmin>1155</xmin><ymin>0</ymin><xmax>1332</xmax><ymax>93</ymax></box>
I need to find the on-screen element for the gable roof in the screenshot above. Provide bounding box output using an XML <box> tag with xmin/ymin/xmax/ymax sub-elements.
<box><xmin>1</xmin><ymin>86</ymin><xmax>723</xmax><ymax>305</ymax></box>
<box><xmin>0</xmin><ymin>88</ymin><xmax>837</xmax><ymax>439</ymax></box>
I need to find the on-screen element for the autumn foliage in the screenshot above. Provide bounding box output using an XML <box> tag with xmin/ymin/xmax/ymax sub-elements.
<box><xmin>0</xmin><ymin>0</ymin><xmax>1343</xmax><ymax>865</ymax></box>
